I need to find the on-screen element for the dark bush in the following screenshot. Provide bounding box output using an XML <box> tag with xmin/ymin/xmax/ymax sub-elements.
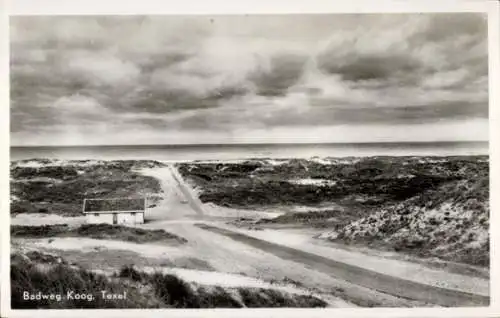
<box><xmin>11</xmin><ymin>224</ymin><xmax>69</xmax><ymax>237</ymax></box>
<box><xmin>149</xmin><ymin>273</ymin><xmax>198</xmax><ymax>308</ymax></box>
<box><xmin>118</xmin><ymin>265</ymin><xmax>144</xmax><ymax>282</ymax></box>
<box><xmin>196</xmin><ymin>286</ymin><xmax>242</xmax><ymax>308</ymax></box>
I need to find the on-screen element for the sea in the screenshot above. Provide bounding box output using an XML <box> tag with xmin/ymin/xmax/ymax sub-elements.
<box><xmin>10</xmin><ymin>141</ymin><xmax>489</xmax><ymax>162</ymax></box>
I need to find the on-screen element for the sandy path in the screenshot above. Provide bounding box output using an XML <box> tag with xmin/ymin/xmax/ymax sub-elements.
<box><xmin>139</xmin><ymin>167</ymin><xmax>200</xmax><ymax>221</ymax></box>
<box><xmin>212</xmin><ymin>225</ymin><xmax>489</xmax><ymax>297</ymax></box>
<box><xmin>196</xmin><ymin>223</ymin><xmax>488</xmax><ymax>307</ymax></box>
<box><xmin>144</xmin><ymin>218</ymin><xmax>426</xmax><ymax>307</ymax></box>
<box><xmin>135</xmin><ymin>166</ymin><xmax>434</xmax><ymax>307</ymax></box>
<box><xmin>143</xmin><ymin>165</ymin><xmax>489</xmax><ymax>306</ymax></box>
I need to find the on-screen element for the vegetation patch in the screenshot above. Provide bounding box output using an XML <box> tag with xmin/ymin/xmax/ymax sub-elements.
<box><xmin>257</xmin><ymin>209</ymin><xmax>354</xmax><ymax>228</ymax></box>
<box><xmin>11</xmin><ymin>253</ymin><xmax>157</xmax><ymax>309</ymax></box>
<box><xmin>323</xmin><ymin>162</ymin><xmax>490</xmax><ymax>267</ymax></box>
<box><xmin>237</xmin><ymin>287</ymin><xmax>325</xmax><ymax>308</ymax></box>
<box><xmin>11</xmin><ymin>254</ymin><xmax>327</xmax><ymax>309</ymax></box>
<box><xmin>11</xmin><ymin>224</ymin><xmax>187</xmax><ymax>244</ymax></box>
<box><xmin>10</xmin><ymin>160</ymin><xmax>164</xmax><ymax>216</ymax></box>
<box><xmin>177</xmin><ymin>157</ymin><xmax>486</xmax><ymax>209</ymax></box>
<box><xmin>178</xmin><ymin>156</ymin><xmax>489</xmax><ymax>267</ymax></box>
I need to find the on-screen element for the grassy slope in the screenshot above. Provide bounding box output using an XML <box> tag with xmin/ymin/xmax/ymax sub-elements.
<box><xmin>11</xmin><ymin>224</ymin><xmax>187</xmax><ymax>244</ymax></box>
<box><xmin>10</xmin><ymin>160</ymin><xmax>165</xmax><ymax>216</ymax></box>
<box><xmin>177</xmin><ymin>156</ymin><xmax>489</xmax><ymax>266</ymax></box>
<box><xmin>330</xmin><ymin>170</ymin><xmax>489</xmax><ymax>266</ymax></box>
<box><xmin>11</xmin><ymin>253</ymin><xmax>327</xmax><ymax>309</ymax></box>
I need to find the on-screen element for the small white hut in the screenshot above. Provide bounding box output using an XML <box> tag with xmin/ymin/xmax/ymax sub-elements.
<box><xmin>83</xmin><ymin>197</ymin><xmax>146</xmax><ymax>225</ymax></box>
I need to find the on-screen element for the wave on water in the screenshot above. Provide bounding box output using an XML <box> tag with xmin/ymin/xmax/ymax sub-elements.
<box><xmin>10</xmin><ymin>141</ymin><xmax>488</xmax><ymax>161</ymax></box>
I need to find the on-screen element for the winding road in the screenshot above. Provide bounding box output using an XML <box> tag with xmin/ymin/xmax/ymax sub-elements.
<box><xmin>144</xmin><ymin>165</ymin><xmax>490</xmax><ymax>308</ymax></box>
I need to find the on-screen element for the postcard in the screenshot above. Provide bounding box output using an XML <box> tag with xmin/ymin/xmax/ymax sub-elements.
<box><xmin>1</xmin><ymin>1</ymin><xmax>499</xmax><ymax>317</ymax></box>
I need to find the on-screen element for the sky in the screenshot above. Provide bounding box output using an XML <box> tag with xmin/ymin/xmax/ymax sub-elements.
<box><xmin>10</xmin><ymin>14</ymin><xmax>489</xmax><ymax>146</ymax></box>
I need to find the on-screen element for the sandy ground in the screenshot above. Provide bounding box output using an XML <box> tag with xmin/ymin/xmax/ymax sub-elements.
<box><xmin>151</xmin><ymin>166</ymin><xmax>489</xmax><ymax>294</ymax></box>
<box><xmin>140</xmin><ymin>266</ymin><xmax>347</xmax><ymax>299</ymax></box>
<box><xmin>11</xmin><ymin>213</ymin><xmax>86</xmax><ymax>226</ymax></box>
<box><xmin>138</xmin><ymin>266</ymin><xmax>357</xmax><ymax>307</ymax></box>
<box><xmin>212</xmin><ymin>225</ymin><xmax>489</xmax><ymax>297</ymax></box>
<box><xmin>13</xmin><ymin>237</ymin><xmax>186</xmax><ymax>259</ymax></box>
<box><xmin>134</xmin><ymin>167</ymin><xmax>442</xmax><ymax>306</ymax></box>
<box><xmin>273</xmin><ymin>227</ymin><xmax>489</xmax><ymax>279</ymax></box>
<box><xmin>169</xmin><ymin>166</ymin><xmax>489</xmax><ymax>294</ymax></box>
<box><xmin>11</xmin><ymin>163</ymin><xmax>490</xmax><ymax>307</ymax></box>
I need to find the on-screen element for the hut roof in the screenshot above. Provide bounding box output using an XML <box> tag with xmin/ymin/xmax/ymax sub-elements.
<box><xmin>83</xmin><ymin>197</ymin><xmax>145</xmax><ymax>213</ymax></box>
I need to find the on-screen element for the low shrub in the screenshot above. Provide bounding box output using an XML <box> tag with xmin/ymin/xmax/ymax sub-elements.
<box><xmin>11</xmin><ymin>254</ymin><xmax>328</xmax><ymax>309</ymax></box>
<box><xmin>11</xmin><ymin>224</ymin><xmax>187</xmax><ymax>244</ymax></box>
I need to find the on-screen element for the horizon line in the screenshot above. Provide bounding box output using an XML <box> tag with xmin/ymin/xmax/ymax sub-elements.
<box><xmin>10</xmin><ymin>140</ymin><xmax>489</xmax><ymax>148</ymax></box>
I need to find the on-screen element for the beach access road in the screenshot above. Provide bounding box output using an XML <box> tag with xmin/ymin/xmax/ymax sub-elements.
<box><xmin>139</xmin><ymin>165</ymin><xmax>489</xmax><ymax>308</ymax></box>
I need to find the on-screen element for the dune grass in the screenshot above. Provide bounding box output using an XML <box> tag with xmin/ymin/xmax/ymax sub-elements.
<box><xmin>11</xmin><ymin>253</ymin><xmax>328</xmax><ymax>309</ymax></box>
<box><xmin>11</xmin><ymin>254</ymin><xmax>155</xmax><ymax>309</ymax></box>
<box><xmin>11</xmin><ymin>223</ymin><xmax>187</xmax><ymax>244</ymax></box>
<box><xmin>10</xmin><ymin>160</ymin><xmax>164</xmax><ymax>216</ymax></box>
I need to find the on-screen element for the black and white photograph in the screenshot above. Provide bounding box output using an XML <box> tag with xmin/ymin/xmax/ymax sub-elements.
<box><xmin>3</xmin><ymin>4</ymin><xmax>498</xmax><ymax>315</ymax></box>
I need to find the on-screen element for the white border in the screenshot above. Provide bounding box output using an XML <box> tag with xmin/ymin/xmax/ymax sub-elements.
<box><xmin>0</xmin><ymin>0</ymin><xmax>10</xmax><ymax>316</ymax></box>
<box><xmin>1</xmin><ymin>1</ymin><xmax>499</xmax><ymax>318</ymax></box>
<box><xmin>487</xmin><ymin>0</ymin><xmax>500</xmax><ymax>312</ymax></box>
<box><xmin>2</xmin><ymin>0</ymin><xmax>496</xmax><ymax>15</ymax></box>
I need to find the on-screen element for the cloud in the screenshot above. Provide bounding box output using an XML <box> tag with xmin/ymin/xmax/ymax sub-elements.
<box><xmin>9</xmin><ymin>13</ymin><xmax>488</xmax><ymax>145</ymax></box>
<box><xmin>64</xmin><ymin>51</ymin><xmax>141</xmax><ymax>87</ymax></box>
<box><xmin>50</xmin><ymin>94</ymin><xmax>106</xmax><ymax>114</ymax></box>
<box><xmin>248</xmin><ymin>53</ymin><xmax>307</xmax><ymax>96</ymax></box>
